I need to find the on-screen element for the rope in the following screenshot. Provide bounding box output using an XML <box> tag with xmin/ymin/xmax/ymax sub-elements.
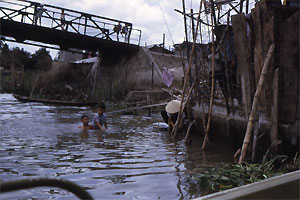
<box><xmin>0</xmin><ymin>178</ymin><xmax>94</xmax><ymax>200</ymax></box>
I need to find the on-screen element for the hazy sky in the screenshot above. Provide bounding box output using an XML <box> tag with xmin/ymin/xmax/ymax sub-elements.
<box><xmin>2</xmin><ymin>0</ymin><xmax>258</xmax><ymax>58</ymax></box>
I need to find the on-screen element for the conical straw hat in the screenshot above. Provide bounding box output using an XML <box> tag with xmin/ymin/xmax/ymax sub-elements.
<box><xmin>165</xmin><ymin>100</ymin><xmax>181</xmax><ymax>114</ymax></box>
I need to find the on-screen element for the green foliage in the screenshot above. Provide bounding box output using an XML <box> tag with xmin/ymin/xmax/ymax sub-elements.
<box><xmin>192</xmin><ymin>155</ymin><xmax>288</xmax><ymax>192</ymax></box>
<box><xmin>11</xmin><ymin>47</ymin><xmax>32</xmax><ymax>70</ymax></box>
<box><xmin>0</xmin><ymin>44</ymin><xmax>52</xmax><ymax>70</ymax></box>
<box><xmin>31</xmin><ymin>48</ymin><xmax>52</xmax><ymax>71</ymax></box>
<box><xmin>0</xmin><ymin>44</ymin><xmax>11</xmax><ymax>69</ymax></box>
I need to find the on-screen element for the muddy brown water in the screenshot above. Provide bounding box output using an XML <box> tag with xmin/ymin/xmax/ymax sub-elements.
<box><xmin>0</xmin><ymin>94</ymin><xmax>235</xmax><ymax>200</ymax></box>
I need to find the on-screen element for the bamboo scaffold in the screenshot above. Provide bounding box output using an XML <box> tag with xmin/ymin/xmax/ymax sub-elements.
<box><xmin>171</xmin><ymin>0</ymin><xmax>257</xmax><ymax>145</ymax></box>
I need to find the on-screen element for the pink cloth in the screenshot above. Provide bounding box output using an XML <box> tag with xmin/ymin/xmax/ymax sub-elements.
<box><xmin>162</xmin><ymin>68</ymin><xmax>174</xmax><ymax>87</ymax></box>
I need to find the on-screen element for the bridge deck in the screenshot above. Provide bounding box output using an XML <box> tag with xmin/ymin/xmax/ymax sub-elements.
<box><xmin>1</xmin><ymin>19</ymin><xmax>140</xmax><ymax>56</ymax></box>
<box><xmin>0</xmin><ymin>0</ymin><xmax>141</xmax><ymax>56</ymax></box>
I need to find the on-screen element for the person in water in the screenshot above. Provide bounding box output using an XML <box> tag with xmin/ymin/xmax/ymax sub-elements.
<box><xmin>79</xmin><ymin>115</ymin><xmax>93</xmax><ymax>130</ymax></box>
<box><xmin>92</xmin><ymin>102</ymin><xmax>108</xmax><ymax>131</ymax></box>
<box><xmin>161</xmin><ymin>100</ymin><xmax>181</xmax><ymax>134</ymax></box>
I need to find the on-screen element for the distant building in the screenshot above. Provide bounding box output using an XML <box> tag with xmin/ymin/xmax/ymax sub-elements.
<box><xmin>56</xmin><ymin>48</ymin><xmax>83</xmax><ymax>62</ymax></box>
<box><xmin>148</xmin><ymin>44</ymin><xmax>174</xmax><ymax>55</ymax></box>
<box><xmin>173</xmin><ymin>41</ymin><xmax>211</xmax><ymax>59</ymax></box>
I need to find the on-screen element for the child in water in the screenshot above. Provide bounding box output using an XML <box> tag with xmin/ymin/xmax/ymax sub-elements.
<box><xmin>78</xmin><ymin>115</ymin><xmax>93</xmax><ymax>130</ymax></box>
<box><xmin>92</xmin><ymin>102</ymin><xmax>108</xmax><ymax>132</ymax></box>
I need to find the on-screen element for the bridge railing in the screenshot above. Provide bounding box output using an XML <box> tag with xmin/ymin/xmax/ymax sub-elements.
<box><xmin>0</xmin><ymin>0</ymin><xmax>142</xmax><ymax>46</ymax></box>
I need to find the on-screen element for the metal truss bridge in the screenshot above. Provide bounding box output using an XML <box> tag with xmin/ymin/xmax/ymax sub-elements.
<box><xmin>0</xmin><ymin>0</ymin><xmax>141</xmax><ymax>56</ymax></box>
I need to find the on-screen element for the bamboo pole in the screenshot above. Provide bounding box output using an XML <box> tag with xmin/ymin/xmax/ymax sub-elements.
<box><xmin>196</xmin><ymin>0</ymin><xmax>208</xmax><ymax>137</ymax></box>
<box><xmin>180</xmin><ymin>80</ymin><xmax>196</xmax><ymax>114</ymax></box>
<box><xmin>199</xmin><ymin>0</ymin><xmax>204</xmax><ymax>44</ymax></box>
<box><xmin>172</xmin><ymin>80</ymin><xmax>195</xmax><ymax>139</ymax></box>
<box><xmin>171</xmin><ymin>3</ymin><xmax>202</xmax><ymax>139</ymax></box>
<box><xmin>246</xmin><ymin>0</ymin><xmax>249</xmax><ymax>14</ymax></box>
<box><xmin>191</xmin><ymin>9</ymin><xmax>199</xmax><ymax>79</ymax></box>
<box><xmin>201</xmin><ymin>0</ymin><xmax>216</xmax><ymax>150</ymax></box>
<box><xmin>239</xmin><ymin>43</ymin><xmax>275</xmax><ymax>164</ymax></box>
<box><xmin>184</xmin><ymin>120</ymin><xmax>195</xmax><ymax>144</ymax></box>
<box><xmin>182</xmin><ymin>0</ymin><xmax>193</xmax><ymax>87</ymax></box>
<box><xmin>240</xmin><ymin>0</ymin><xmax>243</xmax><ymax>13</ymax></box>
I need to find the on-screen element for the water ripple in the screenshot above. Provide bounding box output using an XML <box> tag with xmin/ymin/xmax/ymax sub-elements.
<box><xmin>0</xmin><ymin>94</ymin><xmax>234</xmax><ymax>200</ymax></box>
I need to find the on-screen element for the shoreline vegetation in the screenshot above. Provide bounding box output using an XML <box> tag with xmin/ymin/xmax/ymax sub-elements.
<box><xmin>189</xmin><ymin>151</ymin><xmax>299</xmax><ymax>194</ymax></box>
<box><xmin>0</xmin><ymin>44</ymin><xmax>131</xmax><ymax>103</ymax></box>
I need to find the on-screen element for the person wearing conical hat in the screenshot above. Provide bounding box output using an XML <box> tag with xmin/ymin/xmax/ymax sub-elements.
<box><xmin>161</xmin><ymin>100</ymin><xmax>182</xmax><ymax>134</ymax></box>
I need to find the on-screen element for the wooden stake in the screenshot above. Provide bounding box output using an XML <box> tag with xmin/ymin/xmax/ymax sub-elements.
<box><xmin>201</xmin><ymin>0</ymin><xmax>216</xmax><ymax>150</ymax></box>
<box><xmin>239</xmin><ymin>43</ymin><xmax>275</xmax><ymax>164</ymax></box>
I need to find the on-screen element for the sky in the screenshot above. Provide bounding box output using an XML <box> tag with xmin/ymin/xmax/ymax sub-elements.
<box><xmin>2</xmin><ymin>0</ymin><xmax>258</xmax><ymax>58</ymax></box>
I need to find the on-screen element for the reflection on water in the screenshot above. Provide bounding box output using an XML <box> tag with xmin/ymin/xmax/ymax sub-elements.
<box><xmin>0</xmin><ymin>94</ymin><xmax>234</xmax><ymax>199</ymax></box>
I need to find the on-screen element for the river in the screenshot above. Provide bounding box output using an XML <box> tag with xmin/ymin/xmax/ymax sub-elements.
<box><xmin>0</xmin><ymin>93</ymin><xmax>234</xmax><ymax>200</ymax></box>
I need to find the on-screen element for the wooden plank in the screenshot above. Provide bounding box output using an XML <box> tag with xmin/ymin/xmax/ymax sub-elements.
<box><xmin>279</xmin><ymin>10</ymin><xmax>299</xmax><ymax>123</ymax></box>
<box><xmin>106</xmin><ymin>102</ymin><xmax>167</xmax><ymax>115</ymax></box>
<box><xmin>141</xmin><ymin>47</ymin><xmax>162</xmax><ymax>77</ymax></box>
<box><xmin>252</xmin><ymin>1</ymin><xmax>276</xmax><ymax>115</ymax></box>
<box><xmin>270</xmin><ymin>68</ymin><xmax>279</xmax><ymax>153</ymax></box>
<box><xmin>232</xmin><ymin>13</ymin><xmax>252</xmax><ymax>119</ymax></box>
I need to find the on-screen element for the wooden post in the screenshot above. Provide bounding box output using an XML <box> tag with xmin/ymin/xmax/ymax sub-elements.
<box><xmin>240</xmin><ymin>0</ymin><xmax>243</xmax><ymax>13</ymax></box>
<box><xmin>211</xmin><ymin>0</ymin><xmax>217</xmax><ymax>26</ymax></box>
<box><xmin>246</xmin><ymin>0</ymin><xmax>249</xmax><ymax>14</ymax></box>
<box><xmin>199</xmin><ymin>0</ymin><xmax>204</xmax><ymax>44</ymax></box>
<box><xmin>239</xmin><ymin>43</ymin><xmax>275</xmax><ymax>164</ymax></box>
<box><xmin>151</xmin><ymin>62</ymin><xmax>154</xmax><ymax>89</ymax></box>
<box><xmin>201</xmin><ymin>0</ymin><xmax>216</xmax><ymax>150</ymax></box>
<box><xmin>232</xmin><ymin>13</ymin><xmax>253</xmax><ymax>120</ymax></box>
<box><xmin>270</xmin><ymin>68</ymin><xmax>279</xmax><ymax>153</ymax></box>
<box><xmin>162</xmin><ymin>34</ymin><xmax>165</xmax><ymax>56</ymax></box>
<box><xmin>84</xmin><ymin>16</ymin><xmax>88</xmax><ymax>35</ymax></box>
